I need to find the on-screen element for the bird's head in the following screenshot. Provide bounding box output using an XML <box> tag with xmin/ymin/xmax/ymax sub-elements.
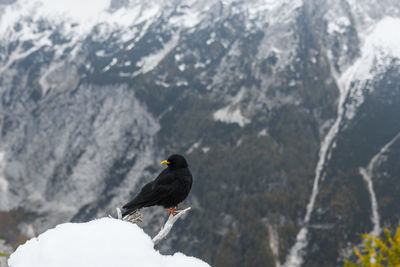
<box><xmin>161</xmin><ymin>154</ymin><xmax>188</xmax><ymax>169</ymax></box>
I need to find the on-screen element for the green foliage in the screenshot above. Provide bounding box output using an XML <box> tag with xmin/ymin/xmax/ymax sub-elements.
<box><xmin>0</xmin><ymin>252</ymin><xmax>10</xmax><ymax>257</ymax></box>
<box><xmin>0</xmin><ymin>238</ymin><xmax>10</xmax><ymax>264</ymax></box>
<box><xmin>344</xmin><ymin>227</ymin><xmax>400</xmax><ymax>267</ymax></box>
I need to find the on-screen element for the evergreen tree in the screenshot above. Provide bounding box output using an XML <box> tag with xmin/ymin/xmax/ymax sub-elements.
<box><xmin>0</xmin><ymin>237</ymin><xmax>10</xmax><ymax>264</ymax></box>
<box><xmin>345</xmin><ymin>227</ymin><xmax>400</xmax><ymax>267</ymax></box>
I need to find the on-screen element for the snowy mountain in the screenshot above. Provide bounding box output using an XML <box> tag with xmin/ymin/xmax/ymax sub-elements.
<box><xmin>1</xmin><ymin>0</ymin><xmax>400</xmax><ymax>266</ymax></box>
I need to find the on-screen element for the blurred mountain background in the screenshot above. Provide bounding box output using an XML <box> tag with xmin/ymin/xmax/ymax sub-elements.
<box><xmin>1</xmin><ymin>0</ymin><xmax>400</xmax><ymax>266</ymax></box>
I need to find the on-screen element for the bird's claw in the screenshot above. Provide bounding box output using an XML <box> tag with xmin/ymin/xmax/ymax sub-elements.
<box><xmin>167</xmin><ymin>208</ymin><xmax>179</xmax><ymax>216</ymax></box>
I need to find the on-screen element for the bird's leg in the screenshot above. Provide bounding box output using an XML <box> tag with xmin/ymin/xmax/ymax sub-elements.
<box><xmin>166</xmin><ymin>208</ymin><xmax>179</xmax><ymax>216</ymax></box>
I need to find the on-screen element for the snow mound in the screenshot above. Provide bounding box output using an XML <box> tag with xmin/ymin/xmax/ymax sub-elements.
<box><xmin>8</xmin><ymin>218</ymin><xmax>210</xmax><ymax>267</ymax></box>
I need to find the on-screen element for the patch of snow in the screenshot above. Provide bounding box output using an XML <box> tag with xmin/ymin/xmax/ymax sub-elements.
<box><xmin>364</xmin><ymin>17</ymin><xmax>400</xmax><ymax>63</ymax></box>
<box><xmin>103</xmin><ymin>57</ymin><xmax>118</xmax><ymax>72</ymax></box>
<box><xmin>236</xmin><ymin>138</ymin><xmax>243</xmax><ymax>147</ymax></box>
<box><xmin>206</xmin><ymin>32</ymin><xmax>216</xmax><ymax>45</ymax></box>
<box><xmin>213</xmin><ymin>88</ymin><xmax>250</xmax><ymax>127</ymax></box>
<box><xmin>194</xmin><ymin>62</ymin><xmax>205</xmax><ymax>69</ymax></box>
<box><xmin>327</xmin><ymin>16</ymin><xmax>350</xmax><ymax>34</ymax></box>
<box><xmin>154</xmin><ymin>80</ymin><xmax>170</xmax><ymax>88</ymax></box>
<box><xmin>169</xmin><ymin>5</ymin><xmax>202</xmax><ymax>28</ymax></box>
<box><xmin>125</xmin><ymin>42</ymin><xmax>135</xmax><ymax>50</ymax></box>
<box><xmin>267</xmin><ymin>224</ymin><xmax>281</xmax><ymax>267</ymax></box>
<box><xmin>310</xmin><ymin>57</ymin><xmax>317</xmax><ymax>64</ymax></box>
<box><xmin>258</xmin><ymin>129</ymin><xmax>268</xmax><ymax>137</ymax></box>
<box><xmin>22</xmin><ymin>224</ymin><xmax>36</xmax><ymax>239</ymax></box>
<box><xmin>8</xmin><ymin>218</ymin><xmax>210</xmax><ymax>267</ymax></box>
<box><xmin>126</xmin><ymin>3</ymin><xmax>161</xmax><ymax>25</ymax></box>
<box><xmin>135</xmin><ymin>34</ymin><xmax>180</xmax><ymax>75</ymax></box>
<box><xmin>214</xmin><ymin>106</ymin><xmax>250</xmax><ymax>127</ymax></box>
<box><xmin>201</xmin><ymin>147</ymin><xmax>210</xmax><ymax>153</ymax></box>
<box><xmin>176</xmin><ymin>80</ymin><xmax>188</xmax><ymax>87</ymax></box>
<box><xmin>30</xmin><ymin>0</ymin><xmax>111</xmax><ymax>22</ymax></box>
<box><xmin>186</xmin><ymin>141</ymin><xmax>201</xmax><ymax>154</ymax></box>
<box><xmin>178</xmin><ymin>63</ymin><xmax>186</xmax><ymax>71</ymax></box>
<box><xmin>123</xmin><ymin>61</ymin><xmax>131</xmax><ymax>66</ymax></box>
<box><xmin>175</xmin><ymin>53</ymin><xmax>183</xmax><ymax>62</ymax></box>
<box><xmin>155</xmin><ymin>80</ymin><xmax>170</xmax><ymax>87</ymax></box>
<box><xmin>95</xmin><ymin>50</ymin><xmax>106</xmax><ymax>57</ymax></box>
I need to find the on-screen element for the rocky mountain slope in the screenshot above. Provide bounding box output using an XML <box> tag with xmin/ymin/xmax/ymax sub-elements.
<box><xmin>1</xmin><ymin>0</ymin><xmax>400</xmax><ymax>266</ymax></box>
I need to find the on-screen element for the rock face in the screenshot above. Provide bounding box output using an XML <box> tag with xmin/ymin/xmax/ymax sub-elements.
<box><xmin>1</xmin><ymin>0</ymin><xmax>400</xmax><ymax>266</ymax></box>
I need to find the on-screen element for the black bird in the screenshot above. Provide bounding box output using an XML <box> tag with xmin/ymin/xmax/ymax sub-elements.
<box><xmin>122</xmin><ymin>154</ymin><xmax>192</xmax><ymax>217</ymax></box>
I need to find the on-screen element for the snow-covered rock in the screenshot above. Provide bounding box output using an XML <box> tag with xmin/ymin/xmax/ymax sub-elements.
<box><xmin>8</xmin><ymin>218</ymin><xmax>210</xmax><ymax>267</ymax></box>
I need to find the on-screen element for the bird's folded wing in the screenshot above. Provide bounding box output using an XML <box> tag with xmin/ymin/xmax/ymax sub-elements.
<box><xmin>122</xmin><ymin>183</ymin><xmax>153</xmax><ymax>209</ymax></box>
<box><xmin>153</xmin><ymin>171</ymin><xmax>177</xmax><ymax>187</ymax></box>
<box><xmin>154</xmin><ymin>179</ymin><xmax>179</xmax><ymax>196</ymax></box>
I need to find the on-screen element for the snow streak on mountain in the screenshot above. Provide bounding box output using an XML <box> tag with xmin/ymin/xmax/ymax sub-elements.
<box><xmin>285</xmin><ymin>11</ymin><xmax>400</xmax><ymax>267</ymax></box>
<box><xmin>359</xmin><ymin>132</ymin><xmax>400</xmax><ymax>237</ymax></box>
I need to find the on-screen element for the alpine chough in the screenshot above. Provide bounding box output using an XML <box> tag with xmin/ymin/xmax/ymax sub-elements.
<box><xmin>122</xmin><ymin>154</ymin><xmax>192</xmax><ymax>217</ymax></box>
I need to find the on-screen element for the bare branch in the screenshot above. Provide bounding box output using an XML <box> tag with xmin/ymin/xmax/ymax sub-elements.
<box><xmin>115</xmin><ymin>208</ymin><xmax>143</xmax><ymax>223</ymax></box>
<box><xmin>114</xmin><ymin>207</ymin><xmax>191</xmax><ymax>245</ymax></box>
<box><xmin>152</xmin><ymin>207</ymin><xmax>191</xmax><ymax>245</ymax></box>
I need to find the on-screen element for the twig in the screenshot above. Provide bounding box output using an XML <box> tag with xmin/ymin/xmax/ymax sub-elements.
<box><xmin>152</xmin><ymin>207</ymin><xmax>191</xmax><ymax>245</ymax></box>
<box><xmin>115</xmin><ymin>208</ymin><xmax>143</xmax><ymax>223</ymax></box>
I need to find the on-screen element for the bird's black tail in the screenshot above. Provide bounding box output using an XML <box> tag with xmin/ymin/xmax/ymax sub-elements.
<box><xmin>121</xmin><ymin>208</ymin><xmax>136</xmax><ymax>218</ymax></box>
<box><xmin>122</xmin><ymin>197</ymin><xmax>149</xmax><ymax>217</ymax></box>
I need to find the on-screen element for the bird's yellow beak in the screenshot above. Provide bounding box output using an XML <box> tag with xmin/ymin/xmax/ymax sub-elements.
<box><xmin>161</xmin><ymin>160</ymin><xmax>170</xmax><ymax>165</ymax></box>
